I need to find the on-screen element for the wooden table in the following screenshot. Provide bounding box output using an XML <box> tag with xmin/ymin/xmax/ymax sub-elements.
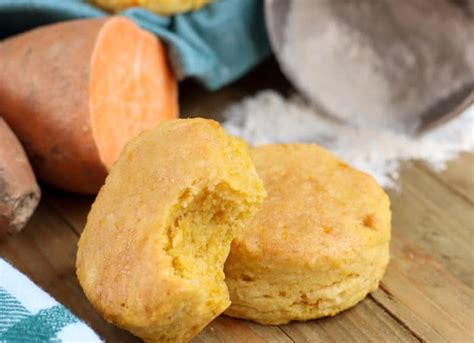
<box><xmin>1</xmin><ymin>62</ymin><xmax>473</xmax><ymax>342</ymax></box>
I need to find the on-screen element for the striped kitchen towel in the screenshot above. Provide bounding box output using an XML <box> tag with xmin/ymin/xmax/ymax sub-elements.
<box><xmin>0</xmin><ymin>258</ymin><xmax>101</xmax><ymax>342</ymax></box>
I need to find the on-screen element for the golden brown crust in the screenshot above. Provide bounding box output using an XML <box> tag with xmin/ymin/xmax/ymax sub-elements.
<box><xmin>76</xmin><ymin>118</ymin><xmax>265</xmax><ymax>342</ymax></box>
<box><xmin>224</xmin><ymin>144</ymin><xmax>391</xmax><ymax>324</ymax></box>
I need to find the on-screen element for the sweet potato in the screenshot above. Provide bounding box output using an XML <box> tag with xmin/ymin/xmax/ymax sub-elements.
<box><xmin>0</xmin><ymin>118</ymin><xmax>40</xmax><ymax>239</ymax></box>
<box><xmin>0</xmin><ymin>16</ymin><xmax>178</xmax><ymax>194</ymax></box>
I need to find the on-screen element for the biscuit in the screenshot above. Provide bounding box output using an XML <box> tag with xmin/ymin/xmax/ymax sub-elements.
<box><xmin>76</xmin><ymin>119</ymin><xmax>265</xmax><ymax>342</ymax></box>
<box><xmin>224</xmin><ymin>144</ymin><xmax>391</xmax><ymax>325</ymax></box>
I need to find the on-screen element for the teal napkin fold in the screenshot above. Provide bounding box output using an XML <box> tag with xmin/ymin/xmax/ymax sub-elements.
<box><xmin>0</xmin><ymin>0</ymin><xmax>271</xmax><ymax>90</ymax></box>
<box><xmin>0</xmin><ymin>258</ymin><xmax>101</xmax><ymax>342</ymax></box>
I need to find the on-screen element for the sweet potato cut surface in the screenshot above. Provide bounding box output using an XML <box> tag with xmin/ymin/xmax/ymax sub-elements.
<box><xmin>0</xmin><ymin>118</ymin><xmax>40</xmax><ymax>239</ymax></box>
<box><xmin>0</xmin><ymin>17</ymin><xmax>178</xmax><ymax>194</ymax></box>
<box><xmin>90</xmin><ymin>17</ymin><xmax>178</xmax><ymax>167</ymax></box>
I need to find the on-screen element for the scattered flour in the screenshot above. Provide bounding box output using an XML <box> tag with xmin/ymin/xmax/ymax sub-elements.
<box><xmin>223</xmin><ymin>90</ymin><xmax>474</xmax><ymax>188</ymax></box>
<box><xmin>223</xmin><ymin>0</ymin><xmax>474</xmax><ymax>188</ymax></box>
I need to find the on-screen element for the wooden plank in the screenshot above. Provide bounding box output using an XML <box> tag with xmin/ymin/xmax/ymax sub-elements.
<box><xmin>0</xmin><ymin>201</ymin><xmax>139</xmax><ymax>343</ymax></box>
<box><xmin>372</xmin><ymin>237</ymin><xmax>474</xmax><ymax>341</ymax></box>
<box><xmin>365</xmin><ymin>162</ymin><xmax>474</xmax><ymax>341</ymax></box>
<box><xmin>279</xmin><ymin>298</ymin><xmax>418</xmax><ymax>342</ymax></box>
<box><xmin>415</xmin><ymin>152</ymin><xmax>474</xmax><ymax>204</ymax></box>
<box><xmin>193</xmin><ymin>316</ymin><xmax>292</xmax><ymax>343</ymax></box>
<box><xmin>44</xmin><ymin>188</ymin><xmax>93</xmax><ymax>234</ymax></box>
<box><xmin>387</xmin><ymin>163</ymin><xmax>474</xmax><ymax>286</ymax></box>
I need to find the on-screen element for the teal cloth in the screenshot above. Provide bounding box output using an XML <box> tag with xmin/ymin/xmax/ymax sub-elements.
<box><xmin>0</xmin><ymin>0</ymin><xmax>270</xmax><ymax>90</ymax></box>
<box><xmin>0</xmin><ymin>258</ymin><xmax>101</xmax><ymax>342</ymax></box>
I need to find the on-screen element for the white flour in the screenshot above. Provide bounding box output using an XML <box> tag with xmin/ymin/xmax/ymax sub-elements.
<box><xmin>222</xmin><ymin>0</ymin><xmax>474</xmax><ymax>188</ymax></box>
<box><xmin>223</xmin><ymin>90</ymin><xmax>474</xmax><ymax>188</ymax></box>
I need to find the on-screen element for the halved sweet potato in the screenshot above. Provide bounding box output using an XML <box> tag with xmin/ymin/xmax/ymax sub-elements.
<box><xmin>0</xmin><ymin>16</ymin><xmax>178</xmax><ymax>194</ymax></box>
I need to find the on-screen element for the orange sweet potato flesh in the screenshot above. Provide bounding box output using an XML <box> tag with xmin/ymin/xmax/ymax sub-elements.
<box><xmin>0</xmin><ymin>17</ymin><xmax>178</xmax><ymax>194</ymax></box>
<box><xmin>0</xmin><ymin>118</ymin><xmax>41</xmax><ymax>239</ymax></box>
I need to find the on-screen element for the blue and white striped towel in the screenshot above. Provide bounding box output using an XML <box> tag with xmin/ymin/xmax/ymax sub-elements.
<box><xmin>0</xmin><ymin>258</ymin><xmax>101</xmax><ymax>342</ymax></box>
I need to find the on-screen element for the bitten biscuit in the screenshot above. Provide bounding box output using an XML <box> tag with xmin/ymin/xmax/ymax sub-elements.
<box><xmin>76</xmin><ymin>119</ymin><xmax>265</xmax><ymax>342</ymax></box>
<box><xmin>224</xmin><ymin>144</ymin><xmax>391</xmax><ymax>325</ymax></box>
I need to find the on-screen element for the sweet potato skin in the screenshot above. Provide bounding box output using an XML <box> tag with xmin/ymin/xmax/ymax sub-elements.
<box><xmin>0</xmin><ymin>118</ymin><xmax>41</xmax><ymax>239</ymax></box>
<box><xmin>0</xmin><ymin>18</ymin><xmax>108</xmax><ymax>194</ymax></box>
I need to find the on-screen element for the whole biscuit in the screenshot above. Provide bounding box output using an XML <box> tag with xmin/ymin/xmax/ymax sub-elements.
<box><xmin>76</xmin><ymin>119</ymin><xmax>265</xmax><ymax>342</ymax></box>
<box><xmin>225</xmin><ymin>144</ymin><xmax>391</xmax><ymax>324</ymax></box>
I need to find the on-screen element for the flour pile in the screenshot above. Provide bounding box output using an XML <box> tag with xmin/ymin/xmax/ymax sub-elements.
<box><xmin>223</xmin><ymin>90</ymin><xmax>474</xmax><ymax>188</ymax></box>
<box><xmin>223</xmin><ymin>0</ymin><xmax>474</xmax><ymax>188</ymax></box>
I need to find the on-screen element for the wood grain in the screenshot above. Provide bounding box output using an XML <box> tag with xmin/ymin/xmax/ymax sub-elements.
<box><xmin>416</xmin><ymin>152</ymin><xmax>474</xmax><ymax>204</ymax></box>
<box><xmin>45</xmin><ymin>189</ymin><xmax>92</xmax><ymax>234</ymax></box>
<box><xmin>390</xmin><ymin>164</ymin><xmax>473</xmax><ymax>286</ymax></box>
<box><xmin>193</xmin><ymin>317</ymin><xmax>293</xmax><ymax>343</ymax></box>
<box><xmin>367</xmin><ymin>162</ymin><xmax>474</xmax><ymax>342</ymax></box>
<box><xmin>375</xmin><ymin>237</ymin><xmax>473</xmax><ymax>341</ymax></box>
<box><xmin>280</xmin><ymin>298</ymin><xmax>418</xmax><ymax>343</ymax></box>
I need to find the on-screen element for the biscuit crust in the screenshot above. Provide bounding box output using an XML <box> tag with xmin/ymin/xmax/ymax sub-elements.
<box><xmin>224</xmin><ymin>144</ymin><xmax>391</xmax><ymax>325</ymax></box>
<box><xmin>76</xmin><ymin>119</ymin><xmax>265</xmax><ymax>342</ymax></box>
